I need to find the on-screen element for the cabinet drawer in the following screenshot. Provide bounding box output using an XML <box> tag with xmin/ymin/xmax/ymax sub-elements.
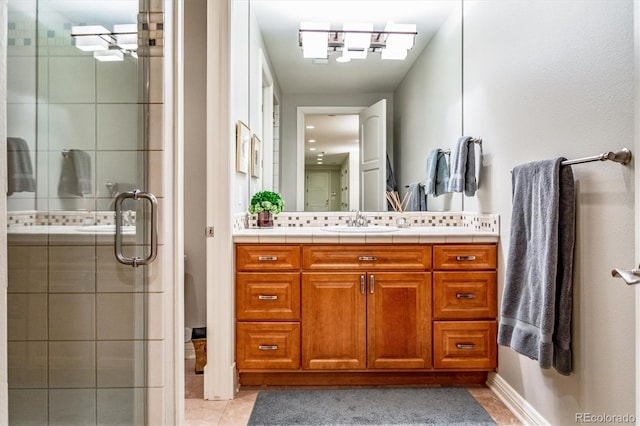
<box><xmin>236</xmin><ymin>273</ymin><xmax>300</xmax><ymax>320</ymax></box>
<box><xmin>433</xmin><ymin>245</ymin><xmax>496</xmax><ymax>270</ymax></box>
<box><xmin>236</xmin><ymin>322</ymin><xmax>301</xmax><ymax>369</ymax></box>
<box><xmin>433</xmin><ymin>272</ymin><xmax>496</xmax><ymax>319</ymax></box>
<box><xmin>433</xmin><ymin>321</ymin><xmax>497</xmax><ymax>370</ymax></box>
<box><xmin>236</xmin><ymin>245</ymin><xmax>301</xmax><ymax>271</ymax></box>
<box><xmin>303</xmin><ymin>245</ymin><xmax>431</xmax><ymax>270</ymax></box>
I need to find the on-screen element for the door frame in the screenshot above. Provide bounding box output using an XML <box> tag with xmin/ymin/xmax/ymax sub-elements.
<box><xmin>296</xmin><ymin>106</ymin><xmax>365</xmax><ymax>211</ymax></box>
<box><xmin>634</xmin><ymin>0</ymin><xmax>640</xmax><ymax>418</ymax></box>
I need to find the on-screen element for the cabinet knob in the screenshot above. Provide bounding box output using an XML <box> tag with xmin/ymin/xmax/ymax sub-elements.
<box><xmin>258</xmin><ymin>295</ymin><xmax>278</xmax><ymax>300</ymax></box>
<box><xmin>258</xmin><ymin>345</ymin><xmax>278</xmax><ymax>351</ymax></box>
<box><xmin>455</xmin><ymin>255</ymin><xmax>476</xmax><ymax>261</ymax></box>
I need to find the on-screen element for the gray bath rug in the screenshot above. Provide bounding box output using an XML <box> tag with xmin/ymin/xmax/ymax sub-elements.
<box><xmin>247</xmin><ymin>387</ymin><xmax>497</xmax><ymax>425</ymax></box>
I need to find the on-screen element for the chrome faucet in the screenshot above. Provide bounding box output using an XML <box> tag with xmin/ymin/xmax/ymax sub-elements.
<box><xmin>347</xmin><ymin>210</ymin><xmax>368</xmax><ymax>227</ymax></box>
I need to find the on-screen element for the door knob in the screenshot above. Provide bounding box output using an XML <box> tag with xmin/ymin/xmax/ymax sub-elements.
<box><xmin>611</xmin><ymin>268</ymin><xmax>640</xmax><ymax>285</ymax></box>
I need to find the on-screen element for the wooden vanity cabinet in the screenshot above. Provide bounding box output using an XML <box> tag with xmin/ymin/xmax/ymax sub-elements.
<box><xmin>235</xmin><ymin>242</ymin><xmax>497</xmax><ymax>386</ymax></box>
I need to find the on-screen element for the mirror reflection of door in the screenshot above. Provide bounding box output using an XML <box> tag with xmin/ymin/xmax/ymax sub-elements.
<box><xmin>305</xmin><ymin>171</ymin><xmax>330</xmax><ymax>211</ymax></box>
<box><xmin>359</xmin><ymin>99</ymin><xmax>387</xmax><ymax>211</ymax></box>
<box><xmin>301</xmin><ymin>103</ymin><xmax>386</xmax><ymax>211</ymax></box>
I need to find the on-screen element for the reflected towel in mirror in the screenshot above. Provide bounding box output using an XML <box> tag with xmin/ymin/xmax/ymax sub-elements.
<box><xmin>58</xmin><ymin>149</ymin><xmax>92</xmax><ymax>197</ymax></box>
<box><xmin>425</xmin><ymin>148</ymin><xmax>449</xmax><ymax>197</ymax></box>
<box><xmin>7</xmin><ymin>137</ymin><xmax>36</xmax><ymax>195</ymax></box>
<box><xmin>406</xmin><ymin>182</ymin><xmax>426</xmax><ymax>211</ymax></box>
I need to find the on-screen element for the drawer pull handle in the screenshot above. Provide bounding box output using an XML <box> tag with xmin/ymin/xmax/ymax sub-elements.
<box><xmin>456</xmin><ymin>293</ymin><xmax>477</xmax><ymax>299</ymax></box>
<box><xmin>258</xmin><ymin>345</ymin><xmax>278</xmax><ymax>351</ymax></box>
<box><xmin>456</xmin><ymin>343</ymin><xmax>477</xmax><ymax>350</ymax></box>
<box><xmin>358</xmin><ymin>256</ymin><xmax>377</xmax><ymax>261</ymax></box>
<box><xmin>455</xmin><ymin>255</ymin><xmax>476</xmax><ymax>261</ymax></box>
<box><xmin>258</xmin><ymin>256</ymin><xmax>278</xmax><ymax>261</ymax></box>
<box><xmin>258</xmin><ymin>295</ymin><xmax>278</xmax><ymax>300</ymax></box>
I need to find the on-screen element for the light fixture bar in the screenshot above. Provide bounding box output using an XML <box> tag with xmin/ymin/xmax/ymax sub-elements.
<box><xmin>299</xmin><ymin>26</ymin><xmax>417</xmax><ymax>61</ymax></box>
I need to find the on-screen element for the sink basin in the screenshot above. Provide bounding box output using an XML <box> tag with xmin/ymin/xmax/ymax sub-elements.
<box><xmin>319</xmin><ymin>225</ymin><xmax>399</xmax><ymax>233</ymax></box>
<box><xmin>76</xmin><ymin>225</ymin><xmax>136</xmax><ymax>233</ymax></box>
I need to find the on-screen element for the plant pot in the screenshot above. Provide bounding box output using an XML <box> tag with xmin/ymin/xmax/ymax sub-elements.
<box><xmin>257</xmin><ymin>211</ymin><xmax>274</xmax><ymax>228</ymax></box>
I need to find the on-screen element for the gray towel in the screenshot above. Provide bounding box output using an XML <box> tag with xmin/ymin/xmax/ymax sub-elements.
<box><xmin>58</xmin><ymin>149</ymin><xmax>92</xmax><ymax>197</ymax></box>
<box><xmin>425</xmin><ymin>149</ymin><xmax>449</xmax><ymax>197</ymax></box>
<box><xmin>497</xmin><ymin>158</ymin><xmax>575</xmax><ymax>375</ymax></box>
<box><xmin>447</xmin><ymin>136</ymin><xmax>478</xmax><ymax>196</ymax></box>
<box><xmin>7</xmin><ymin>137</ymin><xmax>36</xmax><ymax>195</ymax></box>
<box><xmin>407</xmin><ymin>183</ymin><xmax>426</xmax><ymax>211</ymax></box>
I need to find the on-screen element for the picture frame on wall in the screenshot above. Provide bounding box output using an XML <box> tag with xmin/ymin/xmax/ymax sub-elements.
<box><xmin>236</xmin><ymin>120</ymin><xmax>250</xmax><ymax>174</ymax></box>
<box><xmin>251</xmin><ymin>134</ymin><xmax>262</xmax><ymax>178</ymax></box>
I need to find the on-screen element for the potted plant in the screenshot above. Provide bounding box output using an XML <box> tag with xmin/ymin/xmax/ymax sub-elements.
<box><xmin>248</xmin><ymin>190</ymin><xmax>284</xmax><ymax>228</ymax></box>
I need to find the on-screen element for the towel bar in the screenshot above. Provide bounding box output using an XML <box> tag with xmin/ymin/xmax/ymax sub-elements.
<box><xmin>510</xmin><ymin>148</ymin><xmax>632</xmax><ymax>172</ymax></box>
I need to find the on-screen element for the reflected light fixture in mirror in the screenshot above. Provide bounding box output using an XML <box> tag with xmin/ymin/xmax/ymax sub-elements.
<box><xmin>71</xmin><ymin>24</ymin><xmax>138</xmax><ymax>62</ymax></box>
<box><xmin>299</xmin><ymin>22</ymin><xmax>417</xmax><ymax>62</ymax></box>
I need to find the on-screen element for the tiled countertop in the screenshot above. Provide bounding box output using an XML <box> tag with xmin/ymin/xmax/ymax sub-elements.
<box><xmin>233</xmin><ymin>226</ymin><xmax>498</xmax><ymax>244</ymax></box>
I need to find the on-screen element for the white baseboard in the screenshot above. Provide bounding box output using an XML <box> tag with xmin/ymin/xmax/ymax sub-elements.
<box><xmin>486</xmin><ymin>372</ymin><xmax>550</xmax><ymax>426</ymax></box>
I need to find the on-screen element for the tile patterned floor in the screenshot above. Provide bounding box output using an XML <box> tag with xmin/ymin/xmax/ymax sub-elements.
<box><xmin>184</xmin><ymin>359</ymin><xmax>522</xmax><ymax>425</ymax></box>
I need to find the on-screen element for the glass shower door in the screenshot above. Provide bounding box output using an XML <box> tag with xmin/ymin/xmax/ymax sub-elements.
<box><xmin>6</xmin><ymin>0</ymin><xmax>163</xmax><ymax>424</ymax></box>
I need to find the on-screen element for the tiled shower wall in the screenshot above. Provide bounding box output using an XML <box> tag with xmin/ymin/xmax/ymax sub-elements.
<box><xmin>7</xmin><ymin>0</ymin><xmax>170</xmax><ymax>424</ymax></box>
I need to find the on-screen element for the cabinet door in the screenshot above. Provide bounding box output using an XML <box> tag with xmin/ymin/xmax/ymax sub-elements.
<box><xmin>302</xmin><ymin>273</ymin><xmax>366</xmax><ymax>369</ymax></box>
<box><xmin>367</xmin><ymin>272</ymin><xmax>432</xmax><ymax>369</ymax></box>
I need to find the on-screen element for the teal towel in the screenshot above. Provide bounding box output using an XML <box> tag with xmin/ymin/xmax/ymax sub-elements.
<box><xmin>425</xmin><ymin>148</ymin><xmax>449</xmax><ymax>197</ymax></box>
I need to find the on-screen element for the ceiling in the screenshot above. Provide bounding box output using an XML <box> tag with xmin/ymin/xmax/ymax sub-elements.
<box><xmin>252</xmin><ymin>1</ymin><xmax>459</xmax><ymax>167</ymax></box>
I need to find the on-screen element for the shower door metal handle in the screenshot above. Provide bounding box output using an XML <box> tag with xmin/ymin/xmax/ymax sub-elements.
<box><xmin>114</xmin><ymin>190</ymin><xmax>158</xmax><ymax>267</ymax></box>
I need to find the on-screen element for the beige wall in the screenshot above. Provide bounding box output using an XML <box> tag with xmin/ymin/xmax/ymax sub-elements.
<box><xmin>463</xmin><ymin>1</ymin><xmax>635</xmax><ymax>423</ymax></box>
<box><xmin>184</xmin><ymin>0</ymin><xmax>207</xmax><ymax>330</ymax></box>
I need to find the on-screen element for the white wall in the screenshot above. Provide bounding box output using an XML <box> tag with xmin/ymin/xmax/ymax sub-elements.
<box><xmin>393</xmin><ymin>4</ymin><xmax>463</xmax><ymax>212</ymax></box>
<box><xmin>232</xmin><ymin>0</ymin><xmax>250</xmax><ymax>213</ymax></box>
<box><xmin>464</xmin><ymin>1</ymin><xmax>636</xmax><ymax>424</ymax></box>
<box><xmin>183</xmin><ymin>0</ymin><xmax>207</xmax><ymax>330</ymax></box>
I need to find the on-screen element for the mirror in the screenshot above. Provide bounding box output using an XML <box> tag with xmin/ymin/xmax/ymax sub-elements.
<box><xmin>248</xmin><ymin>0</ymin><xmax>463</xmax><ymax>212</ymax></box>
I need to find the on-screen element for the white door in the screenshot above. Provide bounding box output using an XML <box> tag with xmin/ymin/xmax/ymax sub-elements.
<box><xmin>359</xmin><ymin>99</ymin><xmax>387</xmax><ymax>211</ymax></box>
<box><xmin>306</xmin><ymin>171</ymin><xmax>330</xmax><ymax>211</ymax></box>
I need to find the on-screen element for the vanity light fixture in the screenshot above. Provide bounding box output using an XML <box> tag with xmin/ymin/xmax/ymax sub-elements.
<box><xmin>299</xmin><ymin>22</ymin><xmax>417</xmax><ymax>62</ymax></box>
<box><xmin>71</xmin><ymin>24</ymin><xmax>138</xmax><ymax>61</ymax></box>
<box><xmin>309</xmin><ymin>147</ymin><xmax>316</xmax><ymax>151</ymax></box>
<box><xmin>308</xmin><ymin>139</ymin><xmax>316</xmax><ymax>143</ymax></box>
